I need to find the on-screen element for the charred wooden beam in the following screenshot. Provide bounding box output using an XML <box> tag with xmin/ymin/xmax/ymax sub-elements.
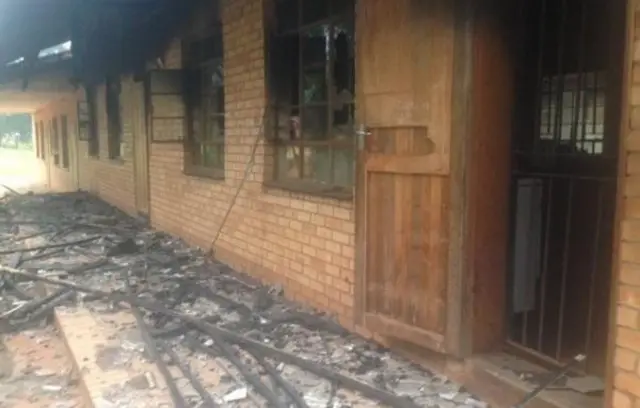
<box><xmin>0</xmin><ymin>236</ymin><xmax>100</xmax><ymax>256</ymax></box>
<box><xmin>158</xmin><ymin>341</ymin><xmax>218</xmax><ymax>407</ymax></box>
<box><xmin>1</xmin><ymin>288</ymin><xmax>72</xmax><ymax>321</ymax></box>
<box><xmin>252</xmin><ymin>353</ymin><xmax>311</xmax><ymax>408</ymax></box>
<box><xmin>150</xmin><ymin>315</ymin><xmax>221</xmax><ymax>339</ymax></box>
<box><xmin>126</xmin><ymin>273</ymin><xmax>187</xmax><ymax>408</ymax></box>
<box><xmin>0</xmin><ymin>266</ymin><xmax>422</xmax><ymax>408</ymax></box>
<box><xmin>1</xmin><ymin>279</ymin><xmax>33</xmax><ymax>301</ymax></box>
<box><xmin>188</xmin><ymin>335</ymin><xmax>287</xmax><ymax>408</ymax></box>
<box><xmin>0</xmin><ymin>290</ymin><xmax>75</xmax><ymax>334</ymax></box>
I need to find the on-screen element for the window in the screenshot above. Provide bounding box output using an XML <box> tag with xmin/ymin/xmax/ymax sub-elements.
<box><xmin>86</xmin><ymin>86</ymin><xmax>99</xmax><ymax>157</ymax></box>
<box><xmin>539</xmin><ymin>72</ymin><xmax>606</xmax><ymax>155</ymax></box>
<box><xmin>183</xmin><ymin>27</ymin><xmax>225</xmax><ymax>178</ymax></box>
<box><xmin>34</xmin><ymin>122</ymin><xmax>41</xmax><ymax>159</ymax></box>
<box><xmin>39</xmin><ymin>121</ymin><xmax>45</xmax><ymax>160</ymax></box>
<box><xmin>51</xmin><ymin>118</ymin><xmax>60</xmax><ymax>166</ymax></box>
<box><xmin>106</xmin><ymin>77</ymin><xmax>122</xmax><ymax>159</ymax></box>
<box><xmin>269</xmin><ymin>0</ymin><xmax>355</xmax><ymax>195</ymax></box>
<box><xmin>61</xmin><ymin>115</ymin><xmax>70</xmax><ymax>169</ymax></box>
<box><xmin>77</xmin><ymin>98</ymin><xmax>90</xmax><ymax>141</ymax></box>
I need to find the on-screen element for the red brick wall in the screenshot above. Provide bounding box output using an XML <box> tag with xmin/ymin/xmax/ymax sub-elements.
<box><xmin>79</xmin><ymin>79</ymin><xmax>137</xmax><ymax>215</ymax></box>
<box><xmin>34</xmin><ymin>0</ymin><xmax>356</xmax><ymax>325</ymax></box>
<box><xmin>148</xmin><ymin>0</ymin><xmax>357</xmax><ymax>322</ymax></box>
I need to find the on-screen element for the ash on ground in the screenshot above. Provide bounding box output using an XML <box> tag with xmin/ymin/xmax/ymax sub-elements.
<box><xmin>0</xmin><ymin>192</ymin><xmax>487</xmax><ymax>408</ymax></box>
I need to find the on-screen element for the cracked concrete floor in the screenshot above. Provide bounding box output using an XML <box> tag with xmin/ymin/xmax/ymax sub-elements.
<box><xmin>0</xmin><ymin>327</ymin><xmax>83</xmax><ymax>408</ymax></box>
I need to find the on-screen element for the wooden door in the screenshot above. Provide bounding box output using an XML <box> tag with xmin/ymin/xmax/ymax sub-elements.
<box><xmin>132</xmin><ymin>81</ymin><xmax>150</xmax><ymax>215</ymax></box>
<box><xmin>355</xmin><ymin>0</ymin><xmax>455</xmax><ymax>353</ymax></box>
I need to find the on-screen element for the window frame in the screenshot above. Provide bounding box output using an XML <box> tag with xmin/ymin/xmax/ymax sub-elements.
<box><xmin>86</xmin><ymin>86</ymin><xmax>99</xmax><ymax>158</ymax></box>
<box><xmin>77</xmin><ymin>98</ymin><xmax>90</xmax><ymax>142</ymax></box>
<box><xmin>35</xmin><ymin>121</ymin><xmax>41</xmax><ymax>159</ymax></box>
<box><xmin>267</xmin><ymin>0</ymin><xmax>356</xmax><ymax>198</ymax></box>
<box><xmin>51</xmin><ymin>118</ymin><xmax>60</xmax><ymax>166</ymax></box>
<box><xmin>182</xmin><ymin>26</ymin><xmax>226</xmax><ymax>180</ymax></box>
<box><xmin>105</xmin><ymin>77</ymin><xmax>123</xmax><ymax>160</ymax></box>
<box><xmin>60</xmin><ymin>114</ymin><xmax>70</xmax><ymax>169</ymax></box>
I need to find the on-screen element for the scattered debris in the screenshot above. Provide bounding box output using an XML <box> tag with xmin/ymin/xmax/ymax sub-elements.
<box><xmin>513</xmin><ymin>354</ymin><xmax>586</xmax><ymax>408</ymax></box>
<box><xmin>0</xmin><ymin>327</ymin><xmax>82</xmax><ymax>407</ymax></box>
<box><xmin>223</xmin><ymin>387</ymin><xmax>248</xmax><ymax>403</ymax></box>
<box><xmin>0</xmin><ymin>184</ymin><xmax>20</xmax><ymax>197</ymax></box>
<box><xmin>0</xmin><ymin>192</ymin><xmax>489</xmax><ymax>407</ymax></box>
<box><xmin>42</xmin><ymin>384</ymin><xmax>64</xmax><ymax>392</ymax></box>
<box><xmin>126</xmin><ymin>372</ymin><xmax>156</xmax><ymax>390</ymax></box>
<box><xmin>158</xmin><ymin>342</ymin><xmax>216</xmax><ymax>406</ymax></box>
<box><xmin>128</xmin><ymin>286</ymin><xmax>188</xmax><ymax>408</ymax></box>
<box><xmin>565</xmin><ymin>376</ymin><xmax>605</xmax><ymax>394</ymax></box>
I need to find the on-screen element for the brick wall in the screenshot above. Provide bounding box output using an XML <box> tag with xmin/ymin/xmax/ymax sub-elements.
<box><xmin>32</xmin><ymin>0</ymin><xmax>356</xmax><ymax>327</ymax></box>
<box><xmin>79</xmin><ymin>78</ymin><xmax>137</xmax><ymax>215</ymax></box>
<box><xmin>148</xmin><ymin>0</ymin><xmax>357</xmax><ymax>323</ymax></box>
<box><xmin>37</xmin><ymin>79</ymin><xmax>140</xmax><ymax>216</ymax></box>
<box><xmin>613</xmin><ymin>1</ymin><xmax>640</xmax><ymax>406</ymax></box>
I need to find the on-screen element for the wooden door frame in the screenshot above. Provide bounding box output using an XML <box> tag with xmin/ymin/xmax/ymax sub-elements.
<box><xmin>445</xmin><ymin>0</ymin><xmax>476</xmax><ymax>359</ymax></box>
<box><xmin>72</xmin><ymin>99</ymin><xmax>81</xmax><ymax>191</ymax></box>
<box><xmin>455</xmin><ymin>0</ymin><xmax>516</xmax><ymax>357</ymax></box>
<box><xmin>132</xmin><ymin>80</ymin><xmax>150</xmax><ymax>216</ymax></box>
<box><xmin>44</xmin><ymin>118</ymin><xmax>51</xmax><ymax>189</ymax></box>
<box><xmin>454</xmin><ymin>0</ymin><xmax>627</xmax><ymax>365</ymax></box>
<box><xmin>353</xmin><ymin>0</ymin><xmax>475</xmax><ymax>358</ymax></box>
<box><xmin>353</xmin><ymin>0</ymin><xmax>366</xmax><ymax>330</ymax></box>
<box><xmin>454</xmin><ymin>0</ymin><xmax>628</xmax><ymax>389</ymax></box>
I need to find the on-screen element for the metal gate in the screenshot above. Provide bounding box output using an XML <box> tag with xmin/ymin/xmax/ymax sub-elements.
<box><xmin>507</xmin><ymin>0</ymin><xmax>618</xmax><ymax>375</ymax></box>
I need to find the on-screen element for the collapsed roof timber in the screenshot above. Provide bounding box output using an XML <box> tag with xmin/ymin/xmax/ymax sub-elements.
<box><xmin>0</xmin><ymin>0</ymin><xmax>208</xmax><ymax>87</ymax></box>
<box><xmin>0</xmin><ymin>190</ymin><xmax>489</xmax><ymax>407</ymax></box>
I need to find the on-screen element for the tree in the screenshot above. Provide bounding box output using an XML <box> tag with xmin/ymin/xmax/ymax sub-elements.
<box><xmin>0</xmin><ymin>113</ymin><xmax>32</xmax><ymax>148</ymax></box>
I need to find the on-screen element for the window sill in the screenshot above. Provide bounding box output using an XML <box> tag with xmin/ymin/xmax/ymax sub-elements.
<box><xmin>184</xmin><ymin>166</ymin><xmax>225</xmax><ymax>181</ymax></box>
<box><xmin>264</xmin><ymin>180</ymin><xmax>353</xmax><ymax>201</ymax></box>
<box><xmin>109</xmin><ymin>158</ymin><xmax>125</xmax><ymax>166</ymax></box>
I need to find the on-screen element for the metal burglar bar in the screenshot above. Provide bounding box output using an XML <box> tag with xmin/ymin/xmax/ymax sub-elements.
<box><xmin>507</xmin><ymin>0</ymin><xmax>617</xmax><ymax>375</ymax></box>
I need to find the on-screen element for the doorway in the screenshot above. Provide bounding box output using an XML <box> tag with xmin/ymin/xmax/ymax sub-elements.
<box><xmin>506</xmin><ymin>0</ymin><xmax>622</xmax><ymax>376</ymax></box>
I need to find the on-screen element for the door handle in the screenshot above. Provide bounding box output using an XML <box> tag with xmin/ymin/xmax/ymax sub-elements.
<box><xmin>356</xmin><ymin>124</ymin><xmax>371</xmax><ymax>151</ymax></box>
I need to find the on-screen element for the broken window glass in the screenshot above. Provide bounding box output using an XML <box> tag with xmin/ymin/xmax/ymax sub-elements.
<box><xmin>183</xmin><ymin>26</ymin><xmax>225</xmax><ymax>178</ymax></box>
<box><xmin>269</xmin><ymin>0</ymin><xmax>355</xmax><ymax>193</ymax></box>
<box><xmin>105</xmin><ymin>77</ymin><xmax>122</xmax><ymax>160</ymax></box>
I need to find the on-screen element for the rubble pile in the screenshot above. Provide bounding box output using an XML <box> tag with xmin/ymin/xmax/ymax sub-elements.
<box><xmin>0</xmin><ymin>191</ymin><xmax>487</xmax><ymax>408</ymax></box>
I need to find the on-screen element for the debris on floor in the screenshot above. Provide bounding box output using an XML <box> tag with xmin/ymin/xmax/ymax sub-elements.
<box><xmin>0</xmin><ymin>191</ymin><xmax>488</xmax><ymax>407</ymax></box>
<box><xmin>0</xmin><ymin>327</ymin><xmax>83</xmax><ymax>407</ymax></box>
